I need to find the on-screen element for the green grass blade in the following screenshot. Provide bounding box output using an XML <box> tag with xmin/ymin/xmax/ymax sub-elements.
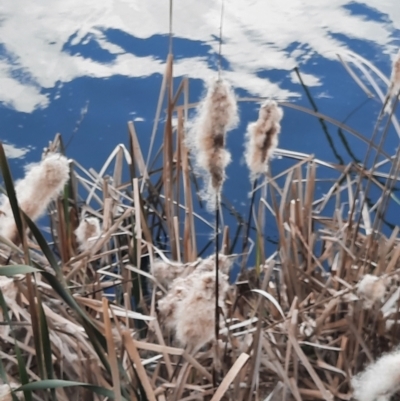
<box><xmin>0</xmin><ymin>289</ymin><xmax>32</xmax><ymax>401</ymax></box>
<box><xmin>15</xmin><ymin>346</ymin><xmax>33</xmax><ymax>401</ymax></box>
<box><xmin>0</xmin><ymin>143</ymin><xmax>24</xmax><ymax>242</ymax></box>
<box><xmin>37</xmin><ymin>297</ymin><xmax>58</xmax><ymax>401</ymax></box>
<box><xmin>15</xmin><ymin>380</ymin><xmax>129</xmax><ymax>401</ymax></box>
<box><xmin>22</xmin><ymin>213</ymin><xmax>62</xmax><ymax>279</ymax></box>
<box><xmin>0</xmin><ymin>363</ymin><xmax>19</xmax><ymax>401</ymax></box>
<box><xmin>0</xmin><ymin>265</ymin><xmax>41</xmax><ymax>276</ymax></box>
<box><xmin>0</xmin><ymin>143</ymin><xmax>23</xmax><ymax>238</ymax></box>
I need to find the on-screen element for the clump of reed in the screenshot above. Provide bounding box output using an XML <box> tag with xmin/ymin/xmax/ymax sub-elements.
<box><xmin>1</xmin><ymin>43</ymin><xmax>400</xmax><ymax>401</ymax></box>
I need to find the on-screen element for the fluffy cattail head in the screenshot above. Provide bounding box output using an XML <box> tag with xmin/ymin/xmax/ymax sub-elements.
<box><xmin>196</xmin><ymin>253</ymin><xmax>234</xmax><ymax>275</ymax></box>
<box><xmin>151</xmin><ymin>259</ymin><xmax>185</xmax><ymax>289</ymax></box>
<box><xmin>352</xmin><ymin>348</ymin><xmax>400</xmax><ymax>401</ymax></box>
<box><xmin>357</xmin><ymin>274</ymin><xmax>386</xmax><ymax>309</ymax></box>
<box><xmin>389</xmin><ymin>49</ymin><xmax>400</xmax><ymax>97</ymax></box>
<box><xmin>157</xmin><ymin>275</ymin><xmax>194</xmax><ymax>331</ymax></box>
<box><xmin>245</xmin><ymin>100</ymin><xmax>283</xmax><ymax>180</ymax></box>
<box><xmin>187</xmin><ymin>78</ymin><xmax>239</xmax><ymax>207</ymax></box>
<box><xmin>385</xmin><ymin>50</ymin><xmax>400</xmax><ymax>114</ymax></box>
<box><xmin>157</xmin><ymin>262</ymin><xmax>231</xmax><ymax>349</ymax></box>
<box><xmin>0</xmin><ymin>153</ymin><xmax>69</xmax><ymax>242</ymax></box>
<box><xmin>175</xmin><ymin>271</ymin><xmax>229</xmax><ymax>349</ymax></box>
<box><xmin>75</xmin><ymin>217</ymin><xmax>101</xmax><ymax>251</ymax></box>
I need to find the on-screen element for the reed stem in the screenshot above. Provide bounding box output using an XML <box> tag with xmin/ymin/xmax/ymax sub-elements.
<box><xmin>214</xmin><ymin>193</ymin><xmax>220</xmax><ymax>386</ymax></box>
<box><xmin>241</xmin><ymin>178</ymin><xmax>257</xmax><ymax>271</ymax></box>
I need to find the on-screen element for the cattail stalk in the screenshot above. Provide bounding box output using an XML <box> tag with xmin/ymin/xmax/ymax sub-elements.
<box><xmin>241</xmin><ymin>179</ymin><xmax>257</xmax><ymax>270</ymax></box>
<box><xmin>187</xmin><ymin>77</ymin><xmax>238</xmax><ymax>381</ymax></box>
<box><xmin>214</xmin><ymin>199</ymin><xmax>220</xmax><ymax>371</ymax></box>
<box><xmin>242</xmin><ymin>100</ymin><xmax>283</xmax><ymax>269</ymax></box>
<box><xmin>0</xmin><ymin>153</ymin><xmax>69</xmax><ymax>243</ymax></box>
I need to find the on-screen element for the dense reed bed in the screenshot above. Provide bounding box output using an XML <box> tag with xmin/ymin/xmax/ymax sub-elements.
<box><xmin>1</xmin><ymin>49</ymin><xmax>400</xmax><ymax>401</ymax></box>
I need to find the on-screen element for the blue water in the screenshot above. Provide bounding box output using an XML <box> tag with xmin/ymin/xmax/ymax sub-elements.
<box><xmin>1</xmin><ymin>1</ymin><xmax>399</xmax><ymax>259</ymax></box>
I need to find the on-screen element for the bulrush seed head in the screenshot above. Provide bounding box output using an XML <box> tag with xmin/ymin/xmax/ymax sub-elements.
<box><xmin>196</xmin><ymin>253</ymin><xmax>234</xmax><ymax>275</ymax></box>
<box><xmin>75</xmin><ymin>217</ymin><xmax>101</xmax><ymax>252</ymax></box>
<box><xmin>352</xmin><ymin>348</ymin><xmax>400</xmax><ymax>401</ymax></box>
<box><xmin>245</xmin><ymin>100</ymin><xmax>283</xmax><ymax>180</ymax></box>
<box><xmin>357</xmin><ymin>274</ymin><xmax>386</xmax><ymax>309</ymax></box>
<box><xmin>187</xmin><ymin>78</ymin><xmax>239</xmax><ymax>208</ymax></box>
<box><xmin>385</xmin><ymin>49</ymin><xmax>400</xmax><ymax>114</ymax></box>
<box><xmin>389</xmin><ymin>49</ymin><xmax>400</xmax><ymax>98</ymax></box>
<box><xmin>157</xmin><ymin>275</ymin><xmax>194</xmax><ymax>331</ymax></box>
<box><xmin>150</xmin><ymin>259</ymin><xmax>186</xmax><ymax>289</ymax></box>
<box><xmin>175</xmin><ymin>271</ymin><xmax>229</xmax><ymax>349</ymax></box>
<box><xmin>0</xmin><ymin>153</ymin><xmax>70</xmax><ymax>242</ymax></box>
<box><xmin>156</xmin><ymin>254</ymin><xmax>234</xmax><ymax>348</ymax></box>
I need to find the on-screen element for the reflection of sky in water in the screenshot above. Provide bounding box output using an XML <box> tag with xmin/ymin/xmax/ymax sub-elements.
<box><xmin>0</xmin><ymin>0</ymin><xmax>400</xmax><ymax>245</ymax></box>
<box><xmin>1</xmin><ymin>0</ymin><xmax>398</xmax><ymax>112</ymax></box>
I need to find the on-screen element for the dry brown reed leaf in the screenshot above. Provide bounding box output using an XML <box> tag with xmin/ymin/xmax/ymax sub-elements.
<box><xmin>122</xmin><ymin>331</ymin><xmax>157</xmax><ymax>401</ymax></box>
<box><xmin>245</xmin><ymin>100</ymin><xmax>283</xmax><ymax>180</ymax></box>
<box><xmin>187</xmin><ymin>78</ymin><xmax>238</xmax><ymax>207</ymax></box>
<box><xmin>210</xmin><ymin>352</ymin><xmax>250</xmax><ymax>401</ymax></box>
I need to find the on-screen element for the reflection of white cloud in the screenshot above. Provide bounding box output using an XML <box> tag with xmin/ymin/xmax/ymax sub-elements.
<box><xmin>3</xmin><ymin>143</ymin><xmax>32</xmax><ymax>159</ymax></box>
<box><xmin>290</xmin><ymin>71</ymin><xmax>322</xmax><ymax>87</ymax></box>
<box><xmin>0</xmin><ymin>0</ymin><xmax>398</xmax><ymax>112</ymax></box>
<box><xmin>0</xmin><ymin>60</ymin><xmax>48</xmax><ymax>112</ymax></box>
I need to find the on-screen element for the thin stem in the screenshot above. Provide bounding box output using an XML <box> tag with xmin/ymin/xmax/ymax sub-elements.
<box><xmin>169</xmin><ymin>0</ymin><xmax>173</xmax><ymax>55</ymax></box>
<box><xmin>217</xmin><ymin>0</ymin><xmax>224</xmax><ymax>79</ymax></box>
<box><xmin>214</xmin><ymin>193</ymin><xmax>220</xmax><ymax>387</ymax></box>
<box><xmin>354</xmin><ymin>97</ymin><xmax>397</xmax><ymax>241</ymax></box>
<box><xmin>241</xmin><ymin>178</ymin><xmax>257</xmax><ymax>271</ymax></box>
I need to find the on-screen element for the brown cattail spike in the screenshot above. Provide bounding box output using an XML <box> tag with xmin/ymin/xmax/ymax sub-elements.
<box><xmin>75</xmin><ymin>217</ymin><xmax>101</xmax><ymax>252</ymax></box>
<box><xmin>384</xmin><ymin>49</ymin><xmax>400</xmax><ymax>114</ymax></box>
<box><xmin>187</xmin><ymin>78</ymin><xmax>239</xmax><ymax>207</ymax></box>
<box><xmin>245</xmin><ymin>100</ymin><xmax>283</xmax><ymax>180</ymax></box>
<box><xmin>0</xmin><ymin>153</ymin><xmax>69</xmax><ymax>243</ymax></box>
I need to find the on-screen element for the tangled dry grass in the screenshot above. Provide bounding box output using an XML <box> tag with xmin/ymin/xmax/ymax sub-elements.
<box><xmin>1</xmin><ymin>46</ymin><xmax>400</xmax><ymax>401</ymax></box>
